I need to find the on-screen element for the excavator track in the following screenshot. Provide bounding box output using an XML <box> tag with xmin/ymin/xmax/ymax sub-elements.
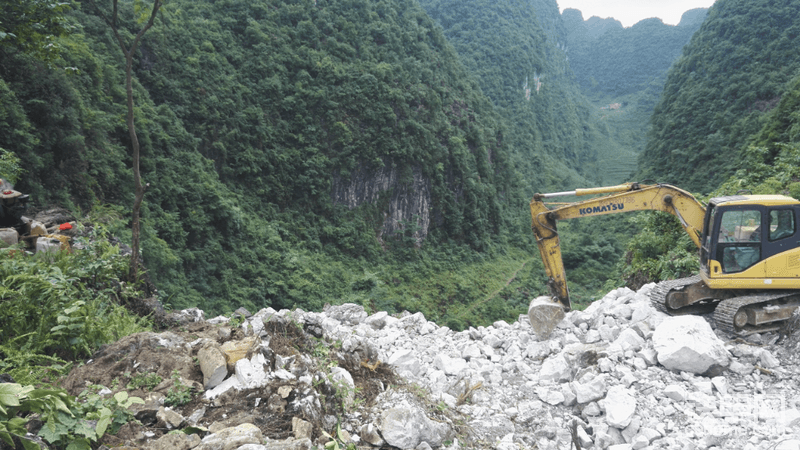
<box><xmin>713</xmin><ymin>292</ymin><xmax>800</xmax><ymax>335</ymax></box>
<box><xmin>652</xmin><ymin>278</ymin><xmax>800</xmax><ymax>335</ymax></box>
<box><xmin>649</xmin><ymin>275</ymin><xmax>718</xmax><ymax>316</ymax></box>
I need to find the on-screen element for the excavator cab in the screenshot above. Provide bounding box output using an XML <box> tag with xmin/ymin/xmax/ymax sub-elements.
<box><xmin>700</xmin><ymin>196</ymin><xmax>800</xmax><ymax>284</ymax></box>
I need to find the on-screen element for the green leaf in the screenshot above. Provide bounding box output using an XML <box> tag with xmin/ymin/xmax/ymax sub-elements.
<box><xmin>180</xmin><ymin>425</ymin><xmax>208</xmax><ymax>435</ymax></box>
<box><xmin>0</xmin><ymin>383</ymin><xmax>24</xmax><ymax>407</ymax></box>
<box><xmin>19</xmin><ymin>436</ymin><xmax>43</xmax><ymax>450</ymax></box>
<box><xmin>38</xmin><ymin>418</ymin><xmax>69</xmax><ymax>443</ymax></box>
<box><xmin>63</xmin><ymin>301</ymin><xmax>84</xmax><ymax>314</ymax></box>
<box><xmin>72</xmin><ymin>420</ymin><xmax>97</xmax><ymax>439</ymax></box>
<box><xmin>51</xmin><ymin>396</ymin><xmax>73</xmax><ymax>416</ymax></box>
<box><xmin>0</xmin><ymin>430</ymin><xmax>15</xmax><ymax>447</ymax></box>
<box><xmin>65</xmin><ymin>438</ymin><xmax>92</xmax><ymax>450</ymax></box>
<box><xmin>113</xmin><ymin>391</ymin><xmax>129</xmax><ymax>404</ymax></box>
<box><xmin>115</xmin><ymin>391</ymin><xmax>144</xmax><ymax>408</ymax></box>
<box><xmin>95</xmin><ymin>407</ymin><xmax>112</xmax><ymax>437</ymax></box>
<box><xmin>6</xmin><ymin>417</ymin><xmax>28</xmax><ymax>435</ymax></box>
<box><xmin>126</xmin><ymin>396</ymin><xmax>145</xmax><ymax>406</ymax></box>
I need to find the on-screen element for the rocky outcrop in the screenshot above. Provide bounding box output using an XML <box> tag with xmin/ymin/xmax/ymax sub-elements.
<box><xmin>330</xmin><ymin>161</ymin><xmax>431</xmax><ymax>244</ymax></box>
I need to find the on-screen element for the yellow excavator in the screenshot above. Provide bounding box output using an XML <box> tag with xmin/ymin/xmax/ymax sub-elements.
<box><xmin>528</xmin><ymin>182</ymin><xmax>800</xmax><ymax>336</ymax></box>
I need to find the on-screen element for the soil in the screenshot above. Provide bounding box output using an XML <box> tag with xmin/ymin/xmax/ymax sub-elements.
<box><xmin>59</xmin><ymin>318</ymin><xmax>398</xmax><ymax>446</ymax></box>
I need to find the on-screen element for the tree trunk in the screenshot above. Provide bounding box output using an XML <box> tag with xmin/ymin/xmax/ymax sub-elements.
<box><xmin>126</xmin><ymin>51</ymin><xmax>146</xmax><ymax>281</ymax></box>
<box><xmin>88</xmin><ymin>0</ymin><xmax>161</xmax><ymax>282</ymax></box>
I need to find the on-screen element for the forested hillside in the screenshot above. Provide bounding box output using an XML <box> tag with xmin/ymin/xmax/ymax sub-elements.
<box><xmin>417</xmin><ymin>0</ymin><xmax>609</xmax><ymax>190</ymax></box>
<box><xmin>560</xmin><ymin>8</ymin><xmax>707</xmax><ymax>180</ymax></box>
<box><xmin>415</xmin><ymin>0</ymin><xmax>685</xmax><ymax>303</ymax></box>
<box><xmin>6</xmin><ymin>0</ymin><xmax>771</xmax><ymax>330</ymax></box>
<box><xmin>610</xmin><ymin>0</ymin><xmax>800</xmax><ymax>289</ymax></box>
<box><xmin>1</xmin><ymin>0</ymin><xmax>538</xmax><ymax>327</ymax></box>
<box><xmin>638</xmin><ymin>0</ymin><xmax>800</xmax><ymax>192</ymax></box>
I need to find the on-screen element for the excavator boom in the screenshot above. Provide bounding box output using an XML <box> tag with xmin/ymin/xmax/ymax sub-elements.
<box><xmin>529</xmin><ymin>182</ymin><xmax>706</xmax><ymax>314</ymax></box>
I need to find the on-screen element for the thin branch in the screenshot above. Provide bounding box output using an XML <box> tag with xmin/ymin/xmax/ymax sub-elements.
<box><xmin>131</xmin><ymin>0</ymin><xmax>162</xmax><ymax>55</ymax></box>
<box><xmin>111</xmin><ymin>0</ymin><xmax>118</xmax><ymax>29</ymax></box>
<box><xmin>85</xmin><ymin>0</ymin><xmax>128</xmax><ymax>57</ymax></box>
<box><xmin>86</xmin><ymin>0</ymin><xmax>163</xmax><ymax>58</ymax></box>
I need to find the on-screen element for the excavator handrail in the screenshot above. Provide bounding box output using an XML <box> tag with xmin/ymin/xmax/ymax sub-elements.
<box><xmin>530</xmin><ymin>182</ymin><xmax>707</xmax><ymax>311</ymax></box>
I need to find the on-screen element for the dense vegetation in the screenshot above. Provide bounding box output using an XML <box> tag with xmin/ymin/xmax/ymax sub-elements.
<box><xmin>418</xmin><ymin>0</ymin><xmax>607</xmax><ymax>190</ymax></box>
<box><xmin>415</xmin><ymin>0</ymin><xmax>667</xmax><ymax>305</ymax></box>
<box><xmin>11</xmin><ymin>0</ymin><xmax>800</xmax><ymax>446</ymax></box>
<box><xmin>2</xmin><ymin>0</ymin><xmax>554</xmax><ymax>328</ymax></box>
<box><xmin>617</xmin><ymin>73</ymin><xmax>800</xmax><ymax>288</ymax></box>
<box><xmin>1</xmin><ymin>0</ymin><xmax>723</xmax><ymax>332</ymax></box>
<box><xmin>14</xmin><ymin>0</ymin><xmax>798</xmax><ymax>339</ymax></box>
<box><xmin>563</xmin><ymin>9</ymin><xmax>706</xmax><ymax>101</ymax></box>
<box><xmin>0</xmin><ymin>223</ymin><xmax>152</xmax><ymax>449</ymax></box>
<box><xmin>618</xmin><ymin>0</ymin><xmax>800</xmax><ymax>287</ymax></box>
<box><xmin>638</xmin><ymin>0</ymin><xmax>800</xmax><ymax>192</ymax></box>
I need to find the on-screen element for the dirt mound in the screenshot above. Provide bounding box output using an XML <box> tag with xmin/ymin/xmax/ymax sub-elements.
<box><xmin>60</xmin><ymin>316</ymin><xmax>397</xmax><ymax>447</ymax></box>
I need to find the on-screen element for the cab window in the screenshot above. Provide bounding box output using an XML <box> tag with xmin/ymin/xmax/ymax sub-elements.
<box><xmin>718</xmin><ymin>209</ymin><xmax>761</xmax><ymax>273</ymax></box>
<box><xmin>719</xmin><ymin>209</ymin><xmax>761</xmax><ymax>242</ymax></box>
<box><xmin>769</xmin><ymin>209</ymin><xmax>795</xmax><ymax>241</ymax></box>
<box><xmin>704</xmin><ymin>205</ymin><xmax>717</xmax><ymax>248</ymax></box>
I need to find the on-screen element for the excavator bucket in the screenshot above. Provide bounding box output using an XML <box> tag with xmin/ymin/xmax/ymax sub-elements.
<box><xmin>527</xmin><ymin>296</ymin><xmax>566</xmax><ymax>339</ymax></box>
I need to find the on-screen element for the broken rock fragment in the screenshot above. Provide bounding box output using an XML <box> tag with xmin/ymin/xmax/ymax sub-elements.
<box><xmin>198</xmin><ymin>344</ymin><xmax>228</xmax><ymax>389</ymax></box>
<box><xmin>527</xmin><ymin>296</ymin><xmax>565</xmax><ymax>339</ymax></box>
<box><xmin>652</xmin><ymin>316</ymin><xmax>730</xmax><ymax>375</ymax></box>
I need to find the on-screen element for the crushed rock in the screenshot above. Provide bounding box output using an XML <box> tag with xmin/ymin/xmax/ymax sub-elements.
<box><xmin>61</xmin><ymin>283</ymin><xmax>800</xmax><ymax>449</ymax></box>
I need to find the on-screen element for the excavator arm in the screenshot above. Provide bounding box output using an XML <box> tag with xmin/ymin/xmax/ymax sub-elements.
<box><xmin>530</xmin><ymin>182</ymin><xmax>706</xmax><ymax>311</ymax></box>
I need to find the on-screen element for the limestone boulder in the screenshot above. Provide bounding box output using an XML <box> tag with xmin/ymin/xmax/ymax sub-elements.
<box><xmin>528</xmin><ymin>296</ymin><xmax>566</xmax><ymax>339</ymax></box>
<box><xmin>196</xmin><ymin>423</ymin><xmax>263</xmax><ymax>450</ymax></box>
<box><xmin>652</xmin><ymin>316</ymin><xmax>730</xmax><ymax>376</ymax></box>
<box><xmin>379</xmin><ymin>405</ymin><xmax>452</xmax><ymax>449</ymax></box>
<box><xmin>605</xmin><ymin>385</ymin><xmax>636</xmax><ymax>429</ymax></box>
<box><xmin>198</xmin><ymin>344</ymin><xmax>228</xmax><ymax>389</ymax></box>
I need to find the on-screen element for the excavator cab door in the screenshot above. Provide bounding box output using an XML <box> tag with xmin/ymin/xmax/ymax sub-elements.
<box><xmin>702</xmin><ymin>205</ymin><xmax>764</xmax><ymax>274</ymax></box>
<box><xmin>717</xmin><ymin>208</ymin><xmax>763</xmax><ymax>274</ymax></box>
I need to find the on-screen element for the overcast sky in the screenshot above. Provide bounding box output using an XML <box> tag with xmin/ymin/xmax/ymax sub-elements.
<box><xmin>556</xmin><ymin>0</ymin><xmax>717</xmax><ymax>27</ymax></box>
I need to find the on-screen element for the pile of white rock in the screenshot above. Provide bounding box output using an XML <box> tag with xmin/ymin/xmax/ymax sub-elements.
<box><xmin>159</xmin><ymin>282</ymin><xmax>800</xmax><ymax>450</ymax></box>
<box><xmin>306</xmin><ymin>283</ymin><xmax>800</xmax><ymax>450</ymax></box>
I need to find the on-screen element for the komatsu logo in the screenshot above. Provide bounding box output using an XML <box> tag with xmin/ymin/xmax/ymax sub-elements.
<box><xmin>579</xmin><ymin>203</ymin><xmax>624</xmax><ymax>215</ymax></box>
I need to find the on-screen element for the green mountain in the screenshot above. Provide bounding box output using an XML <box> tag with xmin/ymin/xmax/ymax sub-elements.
<box><xmin>638</xmin><ymin>0</ymin><xmax>800</xmax><ymax>192</ymax></box>
<box><xmin>417</xmin><ymin>0</ymin><xmax>611</xmax><ymax>189</ymax></box>
<box><xmin>1</xmin><ymin>0</ymin><xmax>528</xmax><ymax>322</ymax></box>
<box><xmin>560</xmin><ymin>8</ymin><xmax>707</xmax><ymax>181</ymax></box>
<box><xmin>563</xmin><ymin>9</ymin><xmax>707</xmax><ymax>100</ymax></box>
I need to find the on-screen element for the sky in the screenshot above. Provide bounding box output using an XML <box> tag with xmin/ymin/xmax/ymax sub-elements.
<box><xmin>557</xmin><ymin>0</ymin><xmax>717</xmax><ymax>28</ymax></box>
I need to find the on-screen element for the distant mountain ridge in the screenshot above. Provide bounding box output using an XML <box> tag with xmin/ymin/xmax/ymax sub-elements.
<box><xmin>562</xmin><ymin>8</ymin><xmax>708</xmax><ymax>100</ymax></box>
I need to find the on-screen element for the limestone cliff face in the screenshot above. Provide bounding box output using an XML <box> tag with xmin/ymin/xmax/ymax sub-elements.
<box><xmin>331</xmin><ymin>162</ymin><xmax>431</xmax><ymax>245</ymax></box>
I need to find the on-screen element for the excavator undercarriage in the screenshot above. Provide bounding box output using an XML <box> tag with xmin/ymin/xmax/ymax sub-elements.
<box><xmin>649</xmin><ymin>276</ymin><xmax>800</xmax><ymax>335</ymax></box>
